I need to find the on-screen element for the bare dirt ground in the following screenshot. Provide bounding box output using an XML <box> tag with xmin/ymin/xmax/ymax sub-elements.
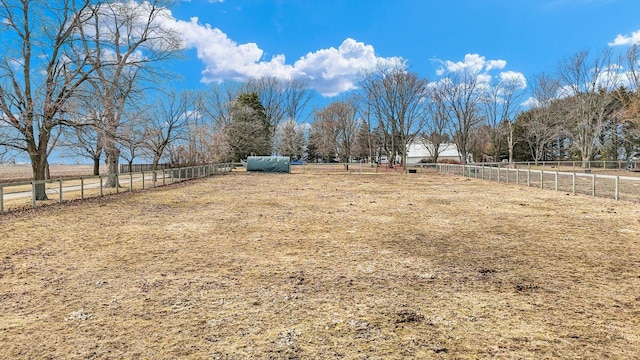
<box><xmin>1</xmin><ymin>172</ymin><xmax>639</xmax><ymax>359</ymax></box>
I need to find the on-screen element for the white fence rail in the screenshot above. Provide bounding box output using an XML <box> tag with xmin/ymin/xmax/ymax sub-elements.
<box><xmin>0</xmin><ymin>163</ymin><xmax>232</xmax><ymax>214</ymax></box>
<box><xmin>437</xmin><ymin>163</ymin><xmax>640</xmax><ymax>202</ymax></box>
<box><xmin>516</xmin><ymin>160</ymin><xmax>639</xmax><ymax>170</ymax></box>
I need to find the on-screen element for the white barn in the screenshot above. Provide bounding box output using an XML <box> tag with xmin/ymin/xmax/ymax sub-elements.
<box><xmin>406</xmin><ymin>141</ymin><xmax>462</xmax><ymax>164</ymax></box>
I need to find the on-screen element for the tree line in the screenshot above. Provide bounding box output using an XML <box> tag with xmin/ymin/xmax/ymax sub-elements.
<box><xmin>1</xmin><ymin>1</ymin><xmax>640</xmax><ymax>201</ymax></box>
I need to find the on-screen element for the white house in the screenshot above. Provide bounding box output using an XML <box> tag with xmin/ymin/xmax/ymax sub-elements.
<box><xmin>406</xmin><ymin>141</ymin><xmax>462</xmax><ymax>164</ymax></box>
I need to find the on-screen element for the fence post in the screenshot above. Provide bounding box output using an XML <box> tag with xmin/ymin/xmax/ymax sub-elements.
<box><xmin>142</xmin><ymin>171</ymin><xmax>145</xmax><ymax>190</ymax></box>
<box><xmin>572</xmin><ymin>173</ymin><xmax>576</xmax><ymax>195</ymax></box>
<box><xmin>0</xmin><ymin>185</ymin><xmax>3</xmax><ymax>214</ymax></box>
<box><xmin>555</xmin><ymin>171</ymin><xmax>558</xmax><ymax>191</ymax></box>
<box><xmin>615</xmin><ymin>176</ymin><xmax>619</xmax><ymax>201</ymax></box>
<box><xmin>129</xmin><ymin>173</ymin><xmax>133</xmax><ymax>192</ymax></box>
<box><xmin>540</xmin><ymin>170</ymin><xmax>544</xmax><ymax>189</ymax></box>
<box><xmin>80</xmin><ymin>177</ymin><xmax>84</xmax><ymax>200</ymax></box>
<box><xmin>100</xmin><ymin>176</ymin><xmax>103</xmax><ymax>197</ymax></box>
<box><xmin>116</xmin><ymin>175</ymin><xmax>119</xmax><ymax>194</ymax></box>
<box><xmin>527</xmin><ymin>169</ymin><xmax>530</xmax><ymax>187</ymax></box>
<box><xmin>59</xmin><ymin>179</ymin><xmax>63</xmax><ymax>203</ymax></box>
<box><xmin>516</xmin><ymin>168</ymin><xmax>519</xmax><ymax>185</ymax></box>
<box><xmin>592</xmin><ymin>174</ymin><xmax>596</xmax><ymax>197</ymax></box>
<box><xmin>506</xmin><ymin>167</ymin><xmax>509</xmax><ymax>183</ymax></box>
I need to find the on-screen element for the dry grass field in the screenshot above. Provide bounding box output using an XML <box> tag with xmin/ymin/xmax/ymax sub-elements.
<box><xmin>0</xmin><ymin>164</ymin><xmax>105</xmax><ymax>183</ymax></box>
<box><xmin>1</xmin><ymin>172</ymin><xmax>639</xmax><ymax>359</ymax></box>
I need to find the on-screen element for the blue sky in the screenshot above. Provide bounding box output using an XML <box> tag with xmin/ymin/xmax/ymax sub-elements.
<box><xmin>162</xmin><ymin>0</ymin><xmax>640</xmax><ymax>106</ymax></box>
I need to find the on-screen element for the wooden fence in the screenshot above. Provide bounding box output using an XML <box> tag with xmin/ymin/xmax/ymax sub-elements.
<box><xmin>119</xmin><ymin>163</ymin><xmax>171</xmax><ymax>173</ymax></box>
<box><xmin>0</xmin><ymin>163</ymin><xmax>232</xmax><ymax>214</ymax></box>
<box><xmin>437</xmin><ymin>163</ymin><xmax>640</xmax><ymax>202</ymax></box>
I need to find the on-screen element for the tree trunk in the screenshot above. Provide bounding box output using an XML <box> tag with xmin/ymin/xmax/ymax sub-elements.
<box><xmin>92</xmin><ymin>156</ymin><xmax>101</xmax><ymax>176</ymax></box>
<box><xmin>508</xmin><ymin>126</ymin><xmax>514</xmax><ymax>164</ymax></box>
<box><xmin>30</xmin><ymin>154</ymin><xmax>48</xmax><ymax>201</ymax></box>
<box><xmin>104</xmin><ymin>120</ymin><xmax>120</xmax><ymax>187</ymax></box>
<box><xmin>460</xmin><ymin>149</ymin><xmax>468</xmax><ymax>165</ymax></box>
<box><xmin>104</xmin><ymin>147</ymin><xmax>120</xmax><ymax>188</ymax></box>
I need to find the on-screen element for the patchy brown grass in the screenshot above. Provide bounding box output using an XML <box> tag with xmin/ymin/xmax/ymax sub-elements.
<box><xmin>1</xmin><ymin>172</ymin><xmax>639</xmax><ymax>359</ymax></box>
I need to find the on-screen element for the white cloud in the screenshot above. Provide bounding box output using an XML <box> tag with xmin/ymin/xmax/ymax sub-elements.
<box><xmin>486</xmin><ymin>59</ymin><xmax>507</xmax><ymax>71</ymax></box>
<box><xmin>521</xmin><ymin>97</ymin><xmax>540</xmax><ymax>109</ymax></box>
<box><xmin>443</xmin><ymin>54</ymin><xmax>486</xmax><ymax>73</ymax></box>
<box><xmin>609</xmin><ymin>29</ymin><xmax>640</xmax><ymax>46</ymax></box>
<box><xmin>556</xmin><ymin>85</ymin><xmax>575</xmax><ymax>99</ymax></box>
<box><xmin>499</xmin><ymin>71</ymin><xmax>527</xmax><ymax>89</ymax></box>
<box><xmin>292</xmin><ymin>38</ymin><xmax>401</xmax><ymax>96</ymax></box>
<box><xmin>165</xmin><ymin>16</ymin><xmax>399</xmax><ymax>96</ymax></box>
<box><xmin>436</xmin><ymin>53</ymin><xmax>510</xmax><ymax>76</ymax></box>
<box><xmin>595</xmin><ymin>67</ymin><xmax>629</xmax><ymax>90</ymax></box>
<box><xmin>434</xmin><ymin>54</ymin><xmax>520</xmax><ymax>94</ymax></box>
<box><xmin>433</xmin><ymin>54</ymin><xmax>526</xmax><ymax>93</ymax></box>
<box><xmin>476</xmin><ymin>73</ymin><xmax>493</xmax><ymax>89</ymax></box>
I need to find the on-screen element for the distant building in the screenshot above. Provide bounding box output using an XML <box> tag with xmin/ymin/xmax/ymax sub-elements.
<box><xmin>406</xmin><ymin>141</ymin><xmax>462</xmax><ymax>164</ymax></box>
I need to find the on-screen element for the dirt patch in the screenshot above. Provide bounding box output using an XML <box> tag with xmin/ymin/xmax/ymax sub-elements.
<box><xmin>1</xmin><ymin>172</ymin><xmax>639</xmax><ymax>358</ymax></box>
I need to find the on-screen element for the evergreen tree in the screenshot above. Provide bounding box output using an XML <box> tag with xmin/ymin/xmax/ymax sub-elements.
<box><xmin>226</xmin><ymin>92</ymin><xmax>271</xmax><ymax>161</ymax></box>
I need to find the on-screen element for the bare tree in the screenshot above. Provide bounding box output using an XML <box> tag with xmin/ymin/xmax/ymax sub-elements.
<box><xmin>58</xmin><ymin>93</ymin><xmax>105</xmax><ymax>175</ymax></box>
<box><xmin>519</xmin><ymin>73</ymin><xmax>562</xmax><ymax>164</ymax></box>
<box><xmin>243</xmin><ymin>77</ymin><xmax>314</xmax><ymax>152</ymax></box>
<box><xmin>333</xmin><ymin>101</ymin><xmax>359</xmax><ymax>163</ymax></box>
<box><xmin>81</xmin><ymin>0</ymin><xmax>182</xmax><ymax>187</ymax></box>
<box><xmin>308</xmin><ymin>113</ymin><xmax>337</xmax><ymax>163</ymax></box>
<box><xmin>558</xmin><ymin>49</ymin><xmax>620</xmax><ymax>167</ymax></box>
<box><xmin>421</xmin><ymin>86</ymin><xmax>450</xmax><ymax>163</ymax></box>
<box><xmin>482</xmin><ymin>76</ymin><xmax>526</xmax><ymax>163</ymax></box>
<box><xmin>142</xmin><ymin>90</ymin><xmax>191</xmax><ymax>171</ymax></box>
<box><xmin>283</xmin><ymin>79</ymin><xmax>313</xmax><ymax>122</ymax></box>
<box><xmin>0</xmin><ymin>0</ymin><xmax>94</xmax><ymax>199</ymax></box>
<box><xmin>276</xmin><ymin>119</ymin><xmax>306</xmax><ymax>161</ymax></box>
<box><xmin>118</xmin><ymin>118</ymin><xmax>146</xmax><ymax>172</ymax></box>
<box><xmin>438</xmin><ymin>69</ymin><xmax>484</xmax><ymax>164</ymax></box>
<box><xmin>617</xmin><ymin>45</ymin><xmax>640</xmax><ymax>154</ymax></box>
<box><xmin>310</xmin><ymin>101</ymin><xmax>361</xmax><ymax>163</ymax></box>
<box><xmin>62</xmin><ymin>123</ymin><xmax>103</xmax><ymax>175</ymax></box>
<box><xmin>622</xmin><ymin>44</ymin><xmax>640</xmax><ymax>92</ymax></box>
<box><xmin>359</xmin><ymin>62</ymin><xmax>429</xmax><ymax>169</ymax></box>
<box><xmin>353</xmin><ymin>110</ymin><xmax>378</xmax><ymax>163</ymax></box>
<box><xmin>200</xmin><ymin>83</ymin><xmax>239</xmax><ymax>130</ymax></box>
<box><xmin>167</xmin><ymin>89</ymin><xmax>234</xmax><ymax>166</ymax></box>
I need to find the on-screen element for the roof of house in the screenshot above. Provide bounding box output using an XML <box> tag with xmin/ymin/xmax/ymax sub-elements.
<box><xmin>407</xmin><ymin>141</ymin><xmax>461</xmax><ymax>158</ymax></box>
